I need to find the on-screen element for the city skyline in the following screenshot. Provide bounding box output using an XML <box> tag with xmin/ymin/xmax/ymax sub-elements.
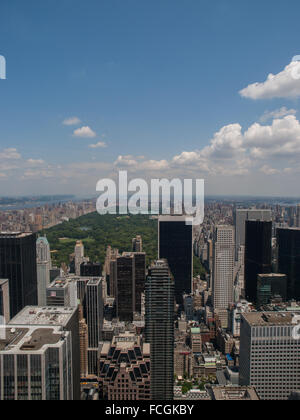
<box><xmin>1</xmin><ymin>1</ymin><xmax>300</xmax><ymax>196</ymax></box>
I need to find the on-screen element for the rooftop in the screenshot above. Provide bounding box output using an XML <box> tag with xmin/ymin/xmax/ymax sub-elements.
<box><xmin>9</xmin><ymin>306</ymin><xmax>77</xmax><ymax>327</ymax></box>
<box><xmin>0</xmin><ymin>326</ymin><xmax>67</xmax><ymax>353</ymax></box>
<box><xmin>243</xmin><ymin>311</ymin><xmax>300</xmax><ymax>326</ymax></box>
<box><xmin>0</xmin><ymin>232</ymin><xmax>33</xmax><ymax>238</ymax></box>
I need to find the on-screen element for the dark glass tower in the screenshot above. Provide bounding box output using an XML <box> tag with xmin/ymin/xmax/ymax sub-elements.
<box><xmin>145</xmin><ymin>260</ymin><xmax>174</xmax><ymax>400</ymax></box>
<box><xmin>133</xmin><ymin>252</ymin><xmax>146</xmax><ymax>313</ymax></box>
<box><xmin>244</xmin><ymin>221</ymin><xmax>272</xmax><ymax>303</ymax></box>
<box><xmin>277</xmin><ymin>228</ymin><xmax>300</xmax><ymax>300</ymax></box>
<box><xmin>158</xmin><ymin>216</ymin><xmax>192</xmax><ymax>305</ymax></box>
<box><xmin>80</xmin><ymin>261</ymin><xmax>102</xmax><ymax>277</ymax></box>
<box><xmin>116</xmin><ymin>253</ymin><xmax>135</xmax><ymax>321</ymax></box>
<box><xmin>0</xmin><ymin>232</ymin><xmax>37</xmax><ymax>318</ymax></box>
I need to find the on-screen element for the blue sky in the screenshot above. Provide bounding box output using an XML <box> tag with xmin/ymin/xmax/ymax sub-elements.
<box><xmin>1</xmin><ymin>0</ymin><xmax>300</xmax><ymax>196</ymax></box>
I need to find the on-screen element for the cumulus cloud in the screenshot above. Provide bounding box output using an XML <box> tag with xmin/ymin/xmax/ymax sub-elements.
<box><xmin>239</xmin><ymin>60</ymin><xmax>300</xmax><ymax>99</ymax></box>
<box><xmin>88</xmin><ymin>141</ymin><xmax>107</xmax><ymax>149</ymax></box>
<box><xmin>0</xmin><ymin>148</ymin><xmax>22</xmax><ymax>160</ymax></box>
<box><xmin>63</xmin><ymin>117</ymin><xmax>81</xmax><ymax>126</ymax></box>
<box><xmin>73</xmin><ymin>126</ymin><xmax>96</xmax><ymax>138</ymax></box>
<box><xmin>259</xmin><ymin>107</ymin><xmax>297</xmax><ymax>123</ymax></box>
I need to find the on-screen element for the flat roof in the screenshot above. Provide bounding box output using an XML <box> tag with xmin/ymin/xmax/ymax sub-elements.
<box><xmin>0</xmin><ymin>232</ymin><xmax>33</xmax><ymax>238</ymax></box>
<box><xmin>0</xmin><ymin>326</ymin><xmax>67</xmax><ymax>353</ymax></box>
<box><xmin>243</xmin><ymin>311</ymin><xmax>300</xmax><ymax>326</ymax></box>
<box><xmin>9</xmin><ymin>306</ymin><xmax>77</xmax><ymax>327</ymax></box>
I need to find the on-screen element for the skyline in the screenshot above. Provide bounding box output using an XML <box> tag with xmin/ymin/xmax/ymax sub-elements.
<box><xmin>1</xmin><ymin>1</ymin><xmax>300</xmax><ymax>196</ymax></box>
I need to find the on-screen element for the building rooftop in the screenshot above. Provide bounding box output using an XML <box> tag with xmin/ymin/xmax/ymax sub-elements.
<box><xmin>0</xmin><ymin>232</ymin><xmax>33</xmax><ymax>238</ymax></box>
<box><xmin>9</xmin><ymin>306</ymin><xmax>77</xmax><ymax>327</ymax></box>
<box><xmin>0</xmin><ymin>326</ymin><xmax>67</xmax><ymax>353</ymax></box>
<box><xmin>243</xmin><ymin>311</ymin><xmax>300</xmax><ymax>326</ymax></box>
<box><xmin>210</xmin><ymin>386</ymin><xmax>259</xmax><ymax>401</ymax></box>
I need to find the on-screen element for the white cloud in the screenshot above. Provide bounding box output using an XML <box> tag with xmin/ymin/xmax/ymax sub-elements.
<box><xmin>88</xmin><ymin>141</ymin><xmax>107</xmax><ymax>149</ymax></box>
<box><xmin>73</xmin><ymin>126</ymin><xmax>96</xmax><ymax>138</ymax></box>
<box><xmin>63</xmin><ymin>117</ymin><xmax>81</xmax><ymax>126</ymax></box>
<box><xmin>0</xmin><ymin>148</ymin><xmax>21</xmax><ymax>160</ymax></box>
<box><xmin>259</xmin><ymin>107</ymin><xmax>297</xmax><ymax>123</ymax></box>
<box><xmin>26</xmin><ymin>159</ymin><xmax>45</xmax><ymax>166</ymax></box>
<box><xmin>239</xmin><ymin>60</ymin><xmax>300</xmax><ymax>99</ymax></box>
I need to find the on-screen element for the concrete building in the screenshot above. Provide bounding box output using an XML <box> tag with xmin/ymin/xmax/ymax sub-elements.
<box><xmin>209</xmin><ymin>386</ymin><xmax>259</xmax><ymax>400</ymax></box>
<box><xmin>240</xmin><ymin>312</ymin><xmax>300</xmax><ymax>400</ymax></box>
<box><xmin>0</xmin><ymin>325</ymin><xmax>74</xmax><ymax>400</ymax></box>
<box><xmin>212</xmin><ymin>226</ymin><xmax>235</xmax><ymax>318</ymax></box>
<box><xmin>0</xmin><ymin>279</ymin><xmax>10</xmax><ymax>323</ymax></box>
<box><xmin>36</xmin><ymin>236</ymin><xmax>51</xmax><ymax>307</ymax></box>
<box><xmin>9</xmin><ymin>306</ymin><xmax>80</xmax><ymax>400</ymax></box>
<box><xmin>99</xmin><ymin>332</ymin><xmax>151</xmax><ymax>400</ymax></box>
<box><xmin>132</xmin><ymin>235</ymin><xmax>143</xmax><ymax>252</ymax></box>
<box><xmin>145</xmin><ymin>260</ymin><xmax>175</xmax><ymax>400</ymax></box>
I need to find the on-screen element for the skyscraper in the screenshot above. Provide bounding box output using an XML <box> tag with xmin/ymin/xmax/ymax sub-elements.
<box><xmin>80</xmin><ymin>261</ymin><xmax>102</xmax><ymax>277</ymax></box>
<box><xmin>145</xmin><ymin>260</ymin><xmax>174</xmax><ymax>400</ymax></box>
<box><xmin>0</xmin><ymin>232</ymin><xmax>38</xmax><ymax>318</ymax></box>
<box><xmin>86</xmin><ymin>277</ymin><xmax>103</xmax><ymax>375</ymax></box>
<box><xmin>239</xmin><ymin>312</ymin><xmax>300</xmax><ymax>400</ymax></box>
<box><xmin>115</xmin><ymin>253</ymin><xmax>135</xmax><ymax>321</ymax></box>
<box><xmin>257</xmin><ymin>273</ymin><xmax>287</xmax><ymax>307</ymax></box>
<box><xmin>212</xmin><ymin>225</ymin><xmax>235</xmax><ymax>311</ymax></box>
<box><xmin>234</xmin><ymin>209</ymin><xmax>272</xmax><ymax>260</ymax></box>
<box><xmin>74</xmin><ymin>240</ymin><xmax>84</xmax><ymax>276</ymax></box>
<box><xmin>277</xmin><ymin>228</ymin><xmax>300</xmax><ymax>300</ymax></box>
<box><xmin>296</xmin><ymin>204</ymin><xmax>300</xmax><ymax>228</ymax></box>
<box><xmin>158</xmin><ymin>216</ymin><xmax>193</xmax><ymax>305</ymax></box>
<box><xmin>0</xmin><ymin>279</ymin><xmax>10</xmax><ymax>323</ymax></box>
<box><xmin>99</xmin><ymin>332</ymin><xmax>151</xmax><ymax>400</ymax></box>
<box><xmin>0</xmin><ymin>325</ymin><xmax>74</xmax><ymax>400</ymax></box>
<box><xmin>244</xmin><ymin>221</ymin><xmax>272</xmax><ymax>303</ymax></box>
<box><xmin>132</xmin><ymin>235</ymin><xmax>143</xmax><ymax>252</ymax></box>
<box><xmin>133</xmin><ymin>252</ymin><xmax>146</xmax><ymax>313</ymax></box>
<box><xmin>36</xmin><ymin>236</ymin><xmax>51</xmax><ymax>306</ymax></box>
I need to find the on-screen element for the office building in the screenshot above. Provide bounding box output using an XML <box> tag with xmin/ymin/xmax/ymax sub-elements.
<box><xmin>80</xmin><ymin>261</ymin><xmax>102</xmax><ymax>277</ymax></box>
<box><xmin>212</xmin><ymin>226</ymin><xmax>235</xmax><ymax>313</ymax></box>
<box><xmin>86</xmin><ymin>278</ymin><xmax>103</xmax><ymax>375</ymax></box>
<box><xmin>133</xmin><ymin>252</ymin><xmax>146</xmax><ymax>313</ymax></box>
<box><xmin>0</xmin><ymin>279</ymin><xmax>10</xmax><ymax>323</ymax></box>
<box><xmin>46</xmin><ymin>277</ymin><xmax>73</xmax><ymax>307</ymax></box>
<box><xmin>145</xmin><ymin>260</ymin><xmax>174</xmax><ymax>400</ymax></box>
<box><xmin>296</xmin><ymin>204</ymin><xmax>300</xmax><ymax>228</ymax></box>
<box><xmin>0</xmin><ymin>325</ymin><xmax>73</xmax><ymax>400</ymax></box>
<box><xmin>257</xmin><ymin>273</ymin><xmax>287</xmax><ymax>307</ymax></box>
<box><xmin>132</xmin><ymin>235</ymin><xmax>143</xmax><ymax>252</ymax></box>
<box><xmin>74</xmin><ymin>240</ymin><xmax>84</xmax><ymax>276</ymax></box>
<box><xmin>0</xmin><ymin>232</ymin><xmax>38</xmax><ymax>318</ymax></box>
<box><xmin>277</xmin><ymin>228</ymin><xmax>300</xmax><ymax>300</ymax></box>
<box><xmin>36</xmin><ymin>236</ymin><xmax>51</xmax><ymax>306</ymax></box>
<box><xmin>9</xmin><ymin>306</ymin><xmax>80</xmax><ymax>400</ymax></box>
<box><xmin>99</xmin><ymin>332</ymin><xmax>151</xmax><ymax>400</ymax></box>
<box><xmin>244</xmin><ymin>221</ymin><xmax>272</xmax><ymax>303</ymax></box>
<box><xmin>115</xmin><ymin>253</ymin><xmax>135</xmax><ymax>321</ymax></box>
<box><xmin>239</xmin><ymin>312</ymin><xmax>300</xmax><ymax>400</ymax></box>
<box><xmin>234</xmin><ymin>208</ymin><xmax>272</xmax><ymax>259</ymax></box>
<box><xmin>158</xmin><ymin>216</ymin><xmax>193</xmax><ymax>305</ymax></box>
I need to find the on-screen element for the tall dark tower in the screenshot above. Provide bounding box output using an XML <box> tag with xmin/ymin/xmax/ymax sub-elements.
<box><xmin>277</xmin><ymin>228</ymin><xmax>300</xmax><ymax>300</ymax></box>
<box><xmin>244</xmin><ymin>221</ymin><xmax>272</xmax><ymax>303</ymax></box>
<box><xmin>145</xmin><ymin>259</ymin><xmax>174</xmax><ymax>400</ymax></box>
<box><xmin>0</xmin><ymin>232</ymin><xmax>37</xmax><ymax>318</ymax></box>
<box><xmin>158</xmin><ymin>216</ymin><xmax>192</xmax><ymax>305</ymax></box>
<box><xmin>133</xmin><ymin>252</ymin><xmax>146</xmax><ymax>313</ymax></box>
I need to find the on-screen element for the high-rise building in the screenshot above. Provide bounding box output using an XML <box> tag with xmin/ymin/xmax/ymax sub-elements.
<box><xmin>0</xmin><ymin>232</ymin><xmax>38</xmax><ymax>318</ymax></box>
<box><xmin>239</xmin><ymin>312</ymin><xmax>300</xmax><ymax>400</ymax></box>
<box><xmin>99</xmin><ymin>332</ymin><xmax>151</xmax><ymax>400</ymax></box>
<box><xmin>115</xmin><ymin>253</ymin><xmax>135</xmax><ymax>321</ymax></box>
<box><xmin>86</xmin><ymin>278</ymin><xmax>103</xmax><ymax>375</ymax></box>
<box><xmin>74</xmin><ymin>240</ymin><xmax>84</xmax><ymax>276</ymax></box>
<box><xmin>133</xmin><ymin>252</ymin><xmax>146</xmax><ymax>313</ymax></box>
<box><xmin>212</xmin><ymin>226</ymin><xmax>235</xmax><ymax>312</ymax></box>
<box><xmin>277</xmin><ymin>228</ymin><xmax>300</xmax><ymax>300</ymax></box>
<box><xmin>80</xmin><ymin>261</ymin><xmax>102</xmax><ymax>277</ymax></box>
<box><xmin>234</xmin><ymin>209</ymin><xmax>272</xmax><ymax>260</ymax></box>
<box><xmin>46</xmin><ymin>277</ymin><xmax>73</xmax><ymax>307</ymax></box>
<box><xmin>132</xmin><ymin>235</ymin><xmax>143</xmax><ymax>252</ymax></box>
<box><xmin>78</xmin><ymin>304</ymin><xmax>88</xmax><ymax>378</ymax></box>
<box><xmin>145</xmin><ymin>260</ymin><xmax>174</xmax><ymax>400</ymax></box>
<box><xmin>0</xmin><ymin>325</ymin><xmax>74</xmax><ymax>400</ymax></box>
<box><xmin>257</xmin><ymin>273</ymin><xmax>287</xmax><ymax>307</ymax></box>
<box><xmin>0</xmin><ymin>279</ymin><xmax>10</xmax><ymax>323</ymax></box>
<box><xmin>36</xmin><ymin>236</ymin><xmax>51</xmax><ymax>306</ymax></box>
<box><xmin>244</xmin><ymin>221</ymin><xmax>272</xmax><ymax>304</ymax></box>
<box><xmin>9</xmin><ymin>306</ymin><xmax>80</xmax><ymax>400</ymax></box>
<box><xmin>158</xmin><ymin>216</ymin><xmax>193</xmax><ymax>305</ymax></box>
<box><xmin>295</xmin><ymin>204</ymin><xmax>300</xmax><ymax>228</ymax></box>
